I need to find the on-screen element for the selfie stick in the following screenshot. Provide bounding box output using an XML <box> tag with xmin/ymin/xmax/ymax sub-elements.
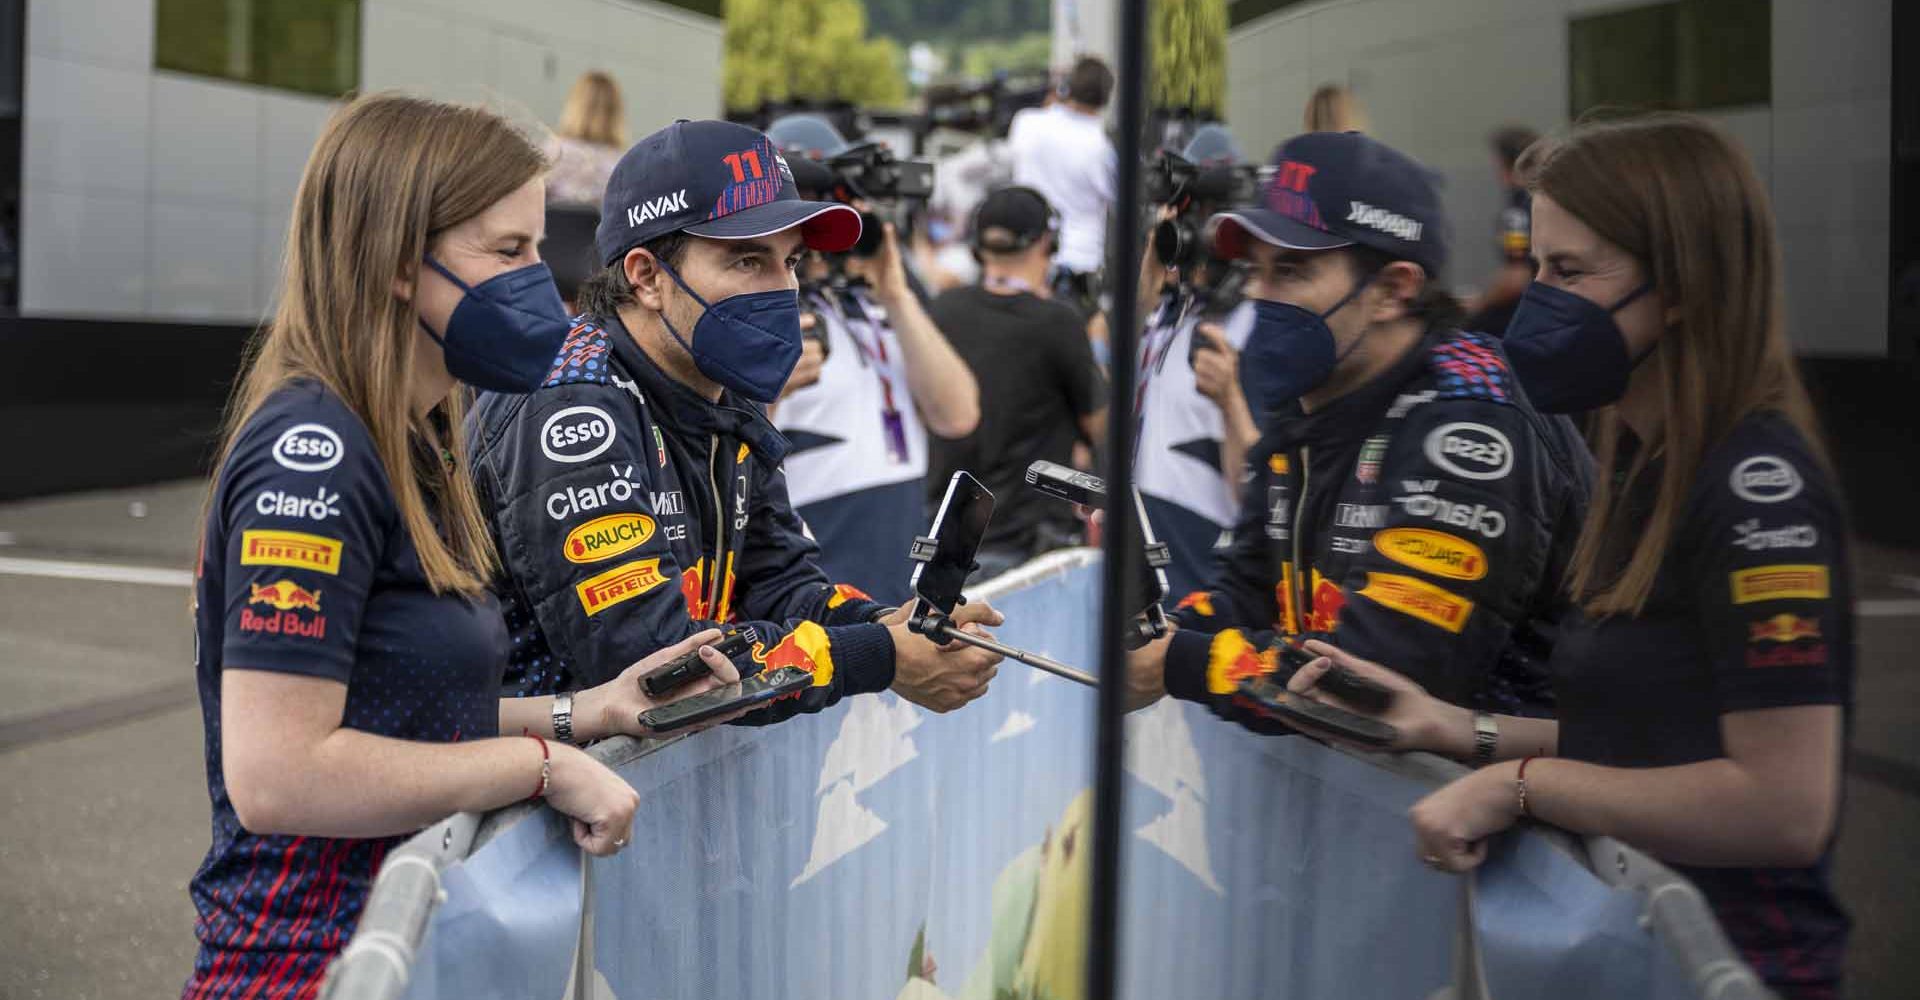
<box><xmin>905</xmin><ymin>538</ymin><xmax>1098</xmax><ymax>687</ymax></box>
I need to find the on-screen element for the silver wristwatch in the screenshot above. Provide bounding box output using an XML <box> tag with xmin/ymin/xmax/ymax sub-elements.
<box><xmin>552</xmin><ymin>691</ymin><xmax>576</xmax><ymax>744</ymax></box>
<box><xmin>1470</xmin><ymin>712</ymin><xmax>1499</xmax><ymax>769</ymax></box>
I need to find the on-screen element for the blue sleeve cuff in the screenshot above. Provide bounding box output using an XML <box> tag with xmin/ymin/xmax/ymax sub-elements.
<box><xmin>1164</xmin><ymin>629</ymin><xmax>1215</xmax><ymax>703</ymax></box>
<box><xmin>827</xmin><ymin>623</ymin><xmax>896</xmax><ymax>695</ymax></box>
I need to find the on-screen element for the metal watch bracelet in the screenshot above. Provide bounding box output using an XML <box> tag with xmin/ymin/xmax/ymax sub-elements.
<box><xmin>552</xmin><ymin>691</ymin><xmax>576</xmax><ymax>744</ymax></box>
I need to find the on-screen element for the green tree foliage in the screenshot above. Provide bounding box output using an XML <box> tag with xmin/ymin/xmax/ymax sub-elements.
<box><xmin>958</xmin><ymin>32</ymin><xmax>1054</xmax><ymax>79</ymax></box>
<box><xmin>724</xmin><ymin>0</ymin><xmax>908</xmax><ymax>110</ymax></box>
<box><xmin>864</xmin><ymin>0</ymin><xmax>1047</xmax><ymax>43</ymax></box>
<box><xmin>1150</xmin><ymin>0</ymin><xmax>1227</xmax><ymax>113</ymax></box>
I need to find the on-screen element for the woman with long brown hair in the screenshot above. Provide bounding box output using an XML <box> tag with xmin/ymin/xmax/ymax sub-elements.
<box><xmin>1283</xmin><ymin>114</ymin><xmax>1851</xmax><ymax>998</ymax></box>
<box><xmin>183</xmin><ymin>93</ymin><xmax>737</xmax><ymax>998</ymax></box>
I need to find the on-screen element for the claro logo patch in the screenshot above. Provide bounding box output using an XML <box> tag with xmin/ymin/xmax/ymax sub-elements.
<box><xmin>563</xmin><ymin>513</ymin><xmax>656</xmax><ymax>564</ymax></box>
<box><xmin>541</xmin><ymin>405</ymin><xmax>617</xmax><ymax>464</ymax></box>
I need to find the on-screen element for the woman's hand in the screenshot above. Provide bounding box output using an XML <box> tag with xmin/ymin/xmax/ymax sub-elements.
<box><xmin>540</xmin><ymin>741</ymin><xmax>641</xmax><ymax>856</ymax></box>
<box><xmin>576</xmin><ymin>629</ymin><xmax>746</xmax><ymax>740</ymax></box>
<box><xmin>1287</xmin><ymin>640</ymin><xmax>1475</xmax><ymax>756</ymax></box>
<box><xmin>1408</xmin><ymin>761</ymin><xmax>1523</xmax><ymax>873</ymax></box>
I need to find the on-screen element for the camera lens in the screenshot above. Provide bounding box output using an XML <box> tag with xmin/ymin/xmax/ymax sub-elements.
<box><xmin>853</xmin><ymin>210</ymin><xmax>887</xmax><ymax>257</ymax></box>
<box><xmin>1153</xmin><ymin>218</ymin><xmax>1194</xmax><ymax>269</ymax></box>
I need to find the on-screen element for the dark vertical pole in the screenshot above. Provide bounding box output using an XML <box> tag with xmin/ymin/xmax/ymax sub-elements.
<box><xmin>1088</xmin><ymin>0</ymin><xmax>1148</xmax><ymax>998</ymax></box>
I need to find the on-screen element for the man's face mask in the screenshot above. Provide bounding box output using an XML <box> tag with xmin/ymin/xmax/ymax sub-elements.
<box><xmin>654</xmin><ymin>258</ymin><xmax>804</xmax><ymax>404</ymax></box>
<box><xmin>1237</xmin><ymin>267</ymin><xmax>1371</xmax><ymax>420</ymax></box>
<box><xmin>417</xmin><ymin>255</ymin><xmax>573</xmax><ymax>394</ymax></box>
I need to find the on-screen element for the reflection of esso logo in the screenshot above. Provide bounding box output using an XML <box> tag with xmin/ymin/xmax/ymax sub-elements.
<box><xmin>273</xmin><ymin>423</ymin><xmax>344</xmax><ymax>472</ymax></box>
<box><xmin>1424</xmin><ymin>422</ymin><xmax>1512</xmax><ymax>481</ymax></box>
<box><xmin>541</xmin><ymin>406</ymin><xmax>616</xmax><ymax>464</ymax></box>
<box><xmin>1730</xmin><ymin>455</ymin><xmax>1803</xmax><ymax>504</ymax></box>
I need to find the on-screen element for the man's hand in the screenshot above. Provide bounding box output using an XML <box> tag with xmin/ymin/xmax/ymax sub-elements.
<box><xmin>887</xmin><ymin>600</ymin><xmax>1006</xmax><ymax>712</ymax></box>
<box><xmin>575</xmin><ymin>628</ymin><xmax>747</xmax><ymax>740</ymax></box>
<box><xmin>778</xmin><ymin>316</ymin><xmax>827</xmax><ymax>400</ymax></box>
<box><xmin>856</xmin><ymin>220</ymin><xmax>913</xmax><ymax>305</ymax></box>
<box><xmin>1124</xmin><ymin>632</ymin><xmax>1171</xmax><ymax>712</ymax></box>
<box><xmin>1190</xmin><ymin>323</ymin><xmax>1240</xmax><ymax>406</ymax></box>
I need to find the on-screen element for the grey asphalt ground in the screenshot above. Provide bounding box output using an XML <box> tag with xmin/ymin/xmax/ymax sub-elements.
<box><xmin>1</xmin><ymin>479</ymin><xmax>1916</xmax><ymax>999</ymax></box>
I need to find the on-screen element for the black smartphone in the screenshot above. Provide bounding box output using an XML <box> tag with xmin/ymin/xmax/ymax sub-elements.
<box><xmin>1274</xmin><ymin>642</ymin><xmax>1395</xmax><ymax>716</ymax></box>
<box><xmin>637</xmin><ymin>666</ymin><xmax>814</xmax><ymax>734</ymax></box>
<box><xmin>1235</xmin><ymin>677</ymin><xmax>1398</xmax><ymax>748</ymax></box>
<box><xmin>911</xmin><ymin>471</ymin><xmax>994</xmax><ymax>616</ymax></box>
<box><xmin>640</xmin><ymin>627</ymin><xmax>758</xmax><ymax>698</ymax></box>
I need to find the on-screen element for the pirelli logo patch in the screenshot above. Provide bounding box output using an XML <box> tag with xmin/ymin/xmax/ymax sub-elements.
<box><xmin>1373</xmin><ymin>528</ymin><xmax>1487</xmax><ymax>581</ymax></box>
<box><xmin>1729</xmin><ymin>564</ymin><xmax>1830</xmax><ymax>605</ymax></box>
<box><xmin>576</xmin><ymin>558</ymin><xmax>668</xmax><ymax>615</ymax></box>
<box><xmin>1358</xmin><ymin>572</ymin><xmax>1473</xmax><ymax>633</ymax></box>
<box><xmin>240</xmin><ymin>529</ymin><xmax>343</xmax><ymax>575</ymax></box>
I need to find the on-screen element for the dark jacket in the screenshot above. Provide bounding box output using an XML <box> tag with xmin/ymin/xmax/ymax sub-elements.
<box><xmin>1165</xmin><ymin>327</ymin><xmax>1592</xmax><ymax>719</ymax></box>
<box><xmin>466</xmin><ymin>313</ymin><xmax>896</xmax><ymax>718</ymax></box>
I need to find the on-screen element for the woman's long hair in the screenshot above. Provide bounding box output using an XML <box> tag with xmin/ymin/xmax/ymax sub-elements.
<box><xmin>1524</xmin><ymin>114</ymin><xmax>1829</xmax><ymax>616</ymax></box>
<box><xmin>556</xmin><ymin>70</ymin><xmax>627</xmax><ymax>148</ymax></box>
<box><xmin>206</xmin><ymin>92</ymin><xmax>546</xmax><ymax>596</ymax></box>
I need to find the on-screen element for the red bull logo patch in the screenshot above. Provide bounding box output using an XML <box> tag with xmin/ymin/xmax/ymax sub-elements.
<box><xmin>826</xmin><ymin>583</ymin><xmax>872</xmax><ymax>610</ymax></box>
<box><xmin>753</xmin><ymin>621</ymin><xmax>836</xmax><ymax>688</ymax></box>
<box><xmin>1748</xmin><ymin>614</ymin><xmax>1822</xmax><ymax>644</ymax></box>
<box><xmin>239</xmin><ymin>579</ymin><xmax>326</xmax><ymax>638</ymax></box>
<box><xmin>1205</xmin><ymin>629</ymin><xmax>1277</xmax><ymax>695</ymax></box>
<box><xmin>1176</xmin><ymin>591</ymin><xmax>1215</xmax><ymax>617</ymax></box>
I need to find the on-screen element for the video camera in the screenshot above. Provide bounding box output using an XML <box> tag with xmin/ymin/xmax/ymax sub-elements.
<box><xmin>826</xmin><ymin>142</ymin><xmax>935</xmax><ymax>258</ymax></box>
<box><xmin>1145</xmin><ymin>149</ymin><xmax>1258</xmax><ymax>275</ymax></box>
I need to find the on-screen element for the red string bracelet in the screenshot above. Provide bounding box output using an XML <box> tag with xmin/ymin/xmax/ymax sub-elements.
<box><xmin>1516</xmin><ymin>755</ymin><xmax>1540</xmax><ymax>818</ymax></box>
<box><xmin>526</xmin><ymin>734</ymin><xmax>551</xmax><ymax>801</ymax></box>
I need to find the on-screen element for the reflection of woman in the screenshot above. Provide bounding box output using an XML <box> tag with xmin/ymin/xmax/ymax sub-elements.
<box><xmin>545</xmin><ymin>70</ymin><xmax>627</xmax><ymax>207</ymax></box>
<box><xmin>1303</xmin><ymin>83</ymin><xmax>1367</xmax><ymax>133</ymax></box>
<box><xmin>1286</xmin><ymin>115</ymin><xmax>1850</xmax><ymax>999</ymax></box>
<box><xmin>182</xmin><ymin>94</ymin><xmax>735</xmax><ymax>998</ymax></box>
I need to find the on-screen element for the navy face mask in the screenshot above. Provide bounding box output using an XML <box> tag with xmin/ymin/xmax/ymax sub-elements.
<box><xmin>418</xmin><ymin>255</ymin><xmax>572</xmax><ymax>393</ymax></box>
<box><xmin>1238</xmin><ymin>276</ymin><xmax>1370</xmax><ymax>420</ymax></box>
<box><xmin>655</xmin><ymin>260</ymin><xmax>804</xmax><ymax>404</ymax></box>
<box><xmin>1504</xmin><ymin>280</ymin><xmax>1654</xmax><ymax>413</ymax></box>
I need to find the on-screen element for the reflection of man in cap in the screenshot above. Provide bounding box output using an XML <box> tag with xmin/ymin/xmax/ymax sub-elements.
<box><xmin>468</xmin><ymin>119</ymin><xmax>1006</xmax><ymax>725</ymax></box>
<box><xmin>925</xmin><ymin>186</ymin><xmax>1109</xmax><ymax>580</ymax></box>
<box><xmin>1125</xmin><ymin>131</ymin><xmax>1592</xmax><ymax>725</ymax></box>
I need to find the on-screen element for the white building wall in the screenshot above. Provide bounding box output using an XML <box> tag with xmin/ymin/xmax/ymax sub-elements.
<box><xmin>1227</xmin><ymin>0</ymin><xmax>1891</xmax><ymax>356</ymax></box>
<box><xmin>20</xmin><ymin>0</ymin><xmax>722</xmax><ymax>322</ymax></box>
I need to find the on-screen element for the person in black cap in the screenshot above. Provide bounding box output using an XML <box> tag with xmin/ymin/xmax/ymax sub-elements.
<box><xmin>925</xmin><ymin>185</ymin><xmax>1108</xmax><ymax>579</ymax></box>
<box><xmin>761</xmin><ymin>114</ymin><xmax>981</xmax><ymax>603</ymax></box>
<box><xmin>466</xmin><ymin>119</ymin><xmax>1005</xmax><ymax>721</ymax></box>
<box><xmin>1123</xmin><ymin>130</ymin><xmax>1591</xmax><ymax>727</ymax></box>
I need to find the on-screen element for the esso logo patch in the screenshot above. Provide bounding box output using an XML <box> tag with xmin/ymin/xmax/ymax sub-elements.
<box><xmin>1730</xmin><ymin>455</ymin><xmax>1803</xmax><ymax>504</ymax></box>
<box><xmin>541</xmin><ymin>405</ymin><xmax>617</xmax><ymax>464</ymax></box>
<box><xmin>272</xmin><ymin>423</ymin><xmax>344</xmax><ymax>472</ymax></box>
<box><xmin>1424</xmin><ymin>422</ymin><xmax>1513</xmax><ymax>481</ymax></box>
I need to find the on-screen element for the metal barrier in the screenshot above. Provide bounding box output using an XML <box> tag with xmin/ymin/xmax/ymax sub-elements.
<box><xmin>321</xmin><ymin>549</ymin><xmax>1771</xmax><ymax>1000</ymax></box>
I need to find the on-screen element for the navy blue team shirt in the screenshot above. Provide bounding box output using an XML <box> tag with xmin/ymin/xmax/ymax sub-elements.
<box><xmin>184</xmin><ymin>380</ymin><xmax>507</xmax><ymax>999</ymax></box>
<box><xmin>1553</xmin><ymin>411</ymin><xmax>1852</xmax><ymax>999</ymax></box>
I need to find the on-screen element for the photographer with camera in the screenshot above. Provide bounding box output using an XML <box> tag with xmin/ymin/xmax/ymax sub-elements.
<box><xmin>762</xmin><ymin>115</ymin><xmax>981</xmax><ymax>602</ymax></box>
<box><xmin>467</xmin><ymin>120</ymin><xmax>1004</xmax><ymax>720</ymax></box>
<box><xmin>1132</xmin><ymin>125</ymin><xmax>1262</xmax><ymax>598</ymax></box>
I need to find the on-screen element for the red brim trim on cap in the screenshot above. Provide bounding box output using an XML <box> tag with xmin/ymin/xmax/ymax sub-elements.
<box><xmin>684</xmin><ymin>201</ymin><xmax>862</xmax><ymax>253</ymax></box>
<box><xmin>1206</xmin><ymin>211</ymin><xmax>1352</xmax><ymax>260</ymax></box>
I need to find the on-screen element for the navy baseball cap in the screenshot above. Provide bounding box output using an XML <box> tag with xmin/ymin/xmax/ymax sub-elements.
<box><xmin>1209</xmin><ymin>131</ymin><xmax>1449</xmax><ymax>277</ymax></box>
<box><xmin>595</xmin><ymin>119</ymin><xmax>861</xmax><ymax>267</ymax></box>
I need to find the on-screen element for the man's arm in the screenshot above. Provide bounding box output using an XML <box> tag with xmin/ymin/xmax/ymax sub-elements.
<box><xmin>864</xmin><ymin>226</ymin><xmax>981</xmax><ymax>438</ymax></box>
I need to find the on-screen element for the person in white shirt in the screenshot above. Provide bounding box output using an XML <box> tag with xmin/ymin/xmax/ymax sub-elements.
<box><xmin>1011</xmin><ymin>57</ymin><xmax>1118</xmax><ymax>305</ymax></box>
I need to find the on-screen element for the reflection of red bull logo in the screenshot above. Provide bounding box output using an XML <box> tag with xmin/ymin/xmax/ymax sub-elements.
<box><xmin>1204</xmin><ymin>629</ymin><xmax>1277</xmax><ymax>695</ymax></box>
<box><xmin>1175</xmin><ymin>591</ymin><xmax>1215</xmax><ymax>617</ymax></box>
<box><xmin>1748</xmin><ymin>614</ymin><xmax>1821</xmax><ymax>644</ymax></box>
<box><xmin>752</xmin><ymin>621</ymin><xmax>835</xmax><ymax>689</ymax></box>
<box><xmin>248</xmin><ymin>579</ymin><xmax>322</xmax><ymax>612</ymax></box>
<box><xmin>680</xmin><ymin>560</ymin><xmax>708</xmax><ymax>618</ymax></box>
<box><xmin>827</xmin><ymin>583</ymin><xmax>871</xmax><ymax>610</ymax></box>
<box><xmin>1304</xmin><ymin>575</ymin><xmax>1346</xmax><ymax>633</ymax></box>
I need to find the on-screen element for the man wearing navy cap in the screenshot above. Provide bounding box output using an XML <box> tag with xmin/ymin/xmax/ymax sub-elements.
<box><xmin>467</xmin><ymin>120</ymin><xmax>1003</xmax><ymax>727</ymax></box>
<box><xmin>1124</xmin><ymin>130</ymin><xmax>1592</xmax><ymax>734</ymax></box>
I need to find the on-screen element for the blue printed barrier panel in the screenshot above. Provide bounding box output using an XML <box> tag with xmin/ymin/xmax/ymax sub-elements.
<box><xmin>404</xmin><ymin>557</ymin><xmax>1696</xmax><ymax>1000</ymax></box>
